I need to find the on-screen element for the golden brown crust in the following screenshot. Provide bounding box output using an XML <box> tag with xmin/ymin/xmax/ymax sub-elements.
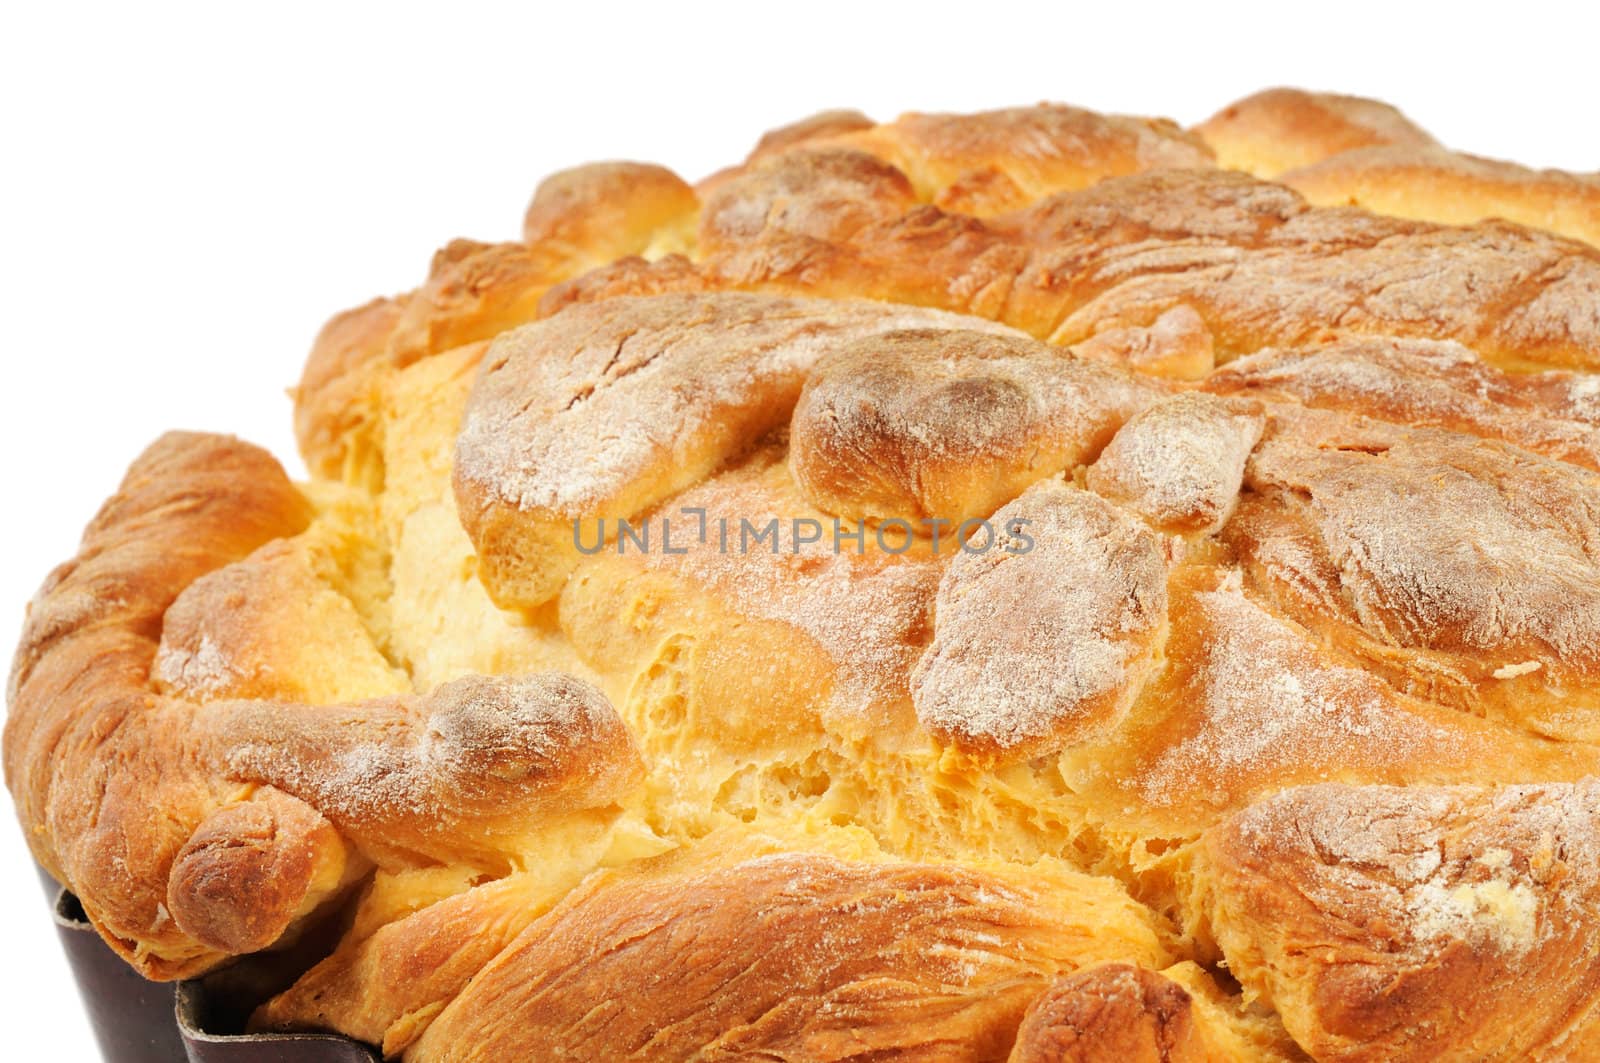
<box><xmin>1195</xmin><ymin>87</ymin><xmax>1439</xmax><ymax>176</ymax></box>
<box><xmin>391</xmin><ymin>163</ymin><xmax>700</xmax><ymax>370</ymax></box>
<box><xmin>408</xmin><ymin>851</ymin><xmax>1169</xmax><ymax>1062</ymax></box>
<box><xmin>294</xmin><ymin>162</ymin><xmax>703</xmax><ymax>490</ymax></box>
<box><xmin>1073</xmin><ymin>305</ymin><xmax>1218</xmax><ymax>380</ymax></box>
<box><xmin>521</xmin><ymin>161</ymin><xmax>698</xmax><ymax>257</ymax></box>
<box><xmin>154</xmin><ymin>535</ymin><xmax>406</xmax><ymax>704</ymax></box>
<box><xmin>1009</xmin><ymin>962</ymin><xmax>1304</xmax><ymax>1062</ymax></box>
<box><xmin>3</xmin><ymin>433</ymin><xmax>324</xmax><ymax>976</ymax></box>
<box><xmin>5</xmin><ymin>433</ymin><xmax>312</xmax><ymax>850</ymax></box>
<box><xmin>1205</xmin><ymin>336</ymin><xmax>1600</xmax><ymax>470</ymax></box>
<box><xmin>167</xmin><ymin>786</ymin><xmax>353</xmax><ymax>955</ymax></box>
<box><xmin>695</xmin><ymin>110</ymin><xmax>880</xmax><ymax>201</ymax></box>
<box><xmin>790</xmin><ymin>328</ymin><xmax>1159</xmax><ymax>525</ymax></box>
<box><xmin>295</xmin><ymin>295</ymin><xmax>408</xmax><ymax>484</ymax></box>
<box><xmin>1007</xmin><ymin>965</ymin><xmax>1213</xmax><ymax>1063</ymax></box>
<box><xmin>1024</xmin><ymin>171</ymin><xmax>1600</xmax><ymax>373</ymax></box>
<box><xmin>1228</xmin><ymin>410</ymin><xmax>1600</xmax><ymax>740</ymax></box>
<box><xmin>251</xmin><ymin>871</ymin><xmax>546</xmax><ymax>1057</ymax></box>
<box><xmin>1197</xmin><ymin>88</ymin><xmax>1600</xmax><ymax>248</ymax></box>
<box><xmin>828</xmin><ymin>105</ymin><xmax>1216</xmax><ymax>215</ymax></box>
<box><xmin>1190</xmin><ymin>780</ymin><xmax>1600</xmax><ymax>1062</ymax></box>
<box><xmin>556</xmin><ymin>165</ymin><xmax>1600</xmax><ymax>373</ymax></box>
<box><xmin>1057</xmin><ymin>565</ymin><xmax>1597</xmax><ymax>840</ymax></box>
<box><xmin>536</xmin><ymin>250</ymin><xmax>709</xmax><ymax>316</ymax></box>
<box><xmin>385</xmin><ymin>239</ymin><xmax>564</xmax><ymax>371</ymax></box>
<box><xmin>702</xmin><ymin>145</ymin><xmax>923</xmax><ymax>256</ymax></box>
<box><xmin>578</xmin><ymin>439</ymin><xmax>938</xmax><ymax>746</ymax></box>
<box><xmin>1282</xmin><ymin>144</ymin><xmax>1600</xmax><ymax>247</ymax></box>
<box><xmin>747</xmin><ymin>108</ymin><xmax>876</xmax><ymax>162</ymax></box>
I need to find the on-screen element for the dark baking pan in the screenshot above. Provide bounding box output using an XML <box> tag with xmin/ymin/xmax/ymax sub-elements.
<box><xmin>41</xmin><ymin>868</ymin><xmax>379</xmax><ymax>1062</ymax></box>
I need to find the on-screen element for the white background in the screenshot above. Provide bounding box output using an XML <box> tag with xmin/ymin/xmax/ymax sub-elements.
<box><xmin>1</xmin><ymin>2</ymin><xmax>1594</xmax><ymax>1058</ymax></box>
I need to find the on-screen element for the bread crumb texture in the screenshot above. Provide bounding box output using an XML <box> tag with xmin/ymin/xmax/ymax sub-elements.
<box><xmin>8</xmin><ymin>90</ymin><xmax>1600</xmax><ymax>1061</ymax></box>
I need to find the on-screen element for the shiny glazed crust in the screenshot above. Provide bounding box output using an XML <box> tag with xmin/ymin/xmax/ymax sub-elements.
<box><xmin>7</xmin><ymin>90</ymin><xmax>1600</xmax><ymax>1061</ymax></box>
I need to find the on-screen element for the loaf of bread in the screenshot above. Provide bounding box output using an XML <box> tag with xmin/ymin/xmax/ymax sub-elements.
<box><xmin>8</xmin><ymin>89</ymin><xmax>1600</xmax><ymax>1062</ymax></box>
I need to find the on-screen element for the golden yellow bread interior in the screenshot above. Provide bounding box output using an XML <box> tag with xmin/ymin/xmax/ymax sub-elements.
<box><xmin>6</xmin><ymin>90</ymin><xmax>1600</xmax><ymax>1062</ymax></box>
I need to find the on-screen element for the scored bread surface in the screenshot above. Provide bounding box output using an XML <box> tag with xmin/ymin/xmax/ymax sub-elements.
<box><xmin>7</xmin><ymin>89</ymin><xmax>1600</xmax><ymax>1062</ymax></box>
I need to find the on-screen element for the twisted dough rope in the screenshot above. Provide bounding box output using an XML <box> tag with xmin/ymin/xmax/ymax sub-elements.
<box><xmin>5</xmin><ymin>433</ymin><xmax>641</xmax><ymax>977</ymax></box>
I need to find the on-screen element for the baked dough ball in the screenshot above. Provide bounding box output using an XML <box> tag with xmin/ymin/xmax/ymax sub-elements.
<box><xmin>9</xmin><ymin>92</ymin><xmax>1600</xmax><ymax>1061</ymax></box>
